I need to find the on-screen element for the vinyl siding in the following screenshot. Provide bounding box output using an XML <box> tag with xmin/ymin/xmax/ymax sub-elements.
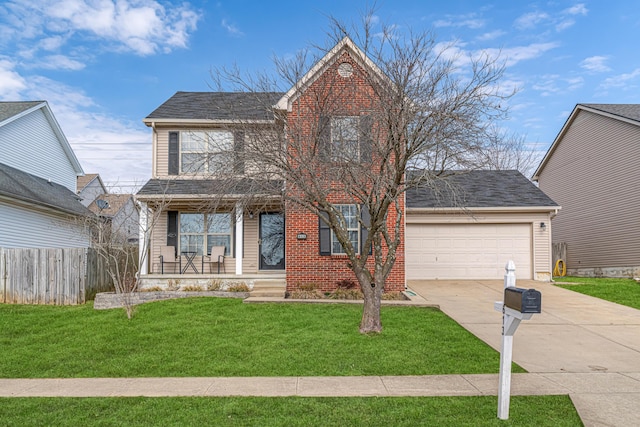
<box><xmin>78</xmin><ymin>180</ymin><xmax>105</xmax><ymax>206</ymax></box>
<box><xmin>0</xmin><ymin>109</ymin><xmax>78</xmax><ymax>191</ymax></box>
<box><xmin>406</xmin><ymin>210</ymin><xmax>553</xmax><ymax>280</ymax></box>
<box><xmin>537</xmin><ymin>110</ymin><xmax>640</xmax><ymax>269</ymax></box>
<box><xmin>0</xmin><ymin>200</ymin><xmax>90</xmax><ymax>248</ymax></box>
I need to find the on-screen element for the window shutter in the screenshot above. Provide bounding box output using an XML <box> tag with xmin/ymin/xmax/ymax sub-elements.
<box><xmin>318</xmin><ymin>211</ymin><xmax>331</xmax><ymax>256</ymax></box>
<box><xmin>359</xmin><ymin>116</ymin><xmax>373</xmax><ymax>163</ymax></box>
<box><xmin>360</xmin><ymin>205</ymin><xmax>372</xmax><ymax>255</ymax></box>
<box><xmin>234</xmin><ymin>131</ymin><xmax>245</xmax><ymax>174</ymax></box>
<box><xmin>318</xmin><ymin>116</ymin><xmax>331</xmax><ymax>161</ymax></box>
<box><xmin>167</xmin><ymin>211</ymin><xmax>178</xmax><ymax>255</ymax></box>
<box><xmin>168</xmin><ymin>132</ymin><xmax>179</xmax><ymax>175</ymax></box>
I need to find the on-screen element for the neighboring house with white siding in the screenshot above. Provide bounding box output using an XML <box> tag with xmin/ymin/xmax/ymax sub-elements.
<box><xmin>533</xmin><ymin>103</ymin><xmax>640</xmax><ymax>278</ymax></box>
<box><xmin>77</xmin><ymin>173</ymin><xmax>108</xmax><ymax>207</ymax></box>
<box><xmin>0</xmin><ymin>101</ymin><xmax>91</xmax><ymax>248</ymax></box>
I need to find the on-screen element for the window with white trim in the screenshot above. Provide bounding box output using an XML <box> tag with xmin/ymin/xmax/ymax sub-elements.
<box><xmin>331</xmin><ymin>204</ymin><xmax>360</xmax><ymax>255</ymax></box>
<box><xmin>180</xmin><ymin>131</ymin><xmax>233</xmax><ymax>174</ymax></box>
<box><xmin>179</xmin><ymin>213</ymin><xmax>232</xmax><ymax>256</ymax></box>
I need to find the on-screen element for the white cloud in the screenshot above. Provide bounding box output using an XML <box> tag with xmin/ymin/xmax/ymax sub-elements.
<box><xmin>434</xmin><ymin>14</ymin><xmax>485</xmax><ymax>30</ymax></box>
<box><xmin>514</xmin><ymin>12</ymin><xmax>550</xmax><ymax>30</ymax></box>
<box><xmin>3</xmin><ymin>0</ymin><xmax>200</xmax><ymax>57</ymax></box>
<box><xmin>564</xmin><ymin>4</ymin><xmax>588</xmax><ymax>16</ymax></box>
<box><xmin>0</xmin><ymin>59</ymin><xmax>27</xmax><ymax>99</ymax></box>
<box><xmin>581</xmin><ymin>56</ymin><xmax>611</xmax><ymax>73</ymax></box>
<box><xmin>555</xmin><ymin>19</ymin><xmax>575</xmax><ymax>32</ymax></box>
<box><xmin>477</xmin><ymin>30</ymin><xmax>506</xmax><ymax>41</ymax></box>
<box><xmin>482</xmin><ymin>42</ymin><xmax>560</xmax><ymax>67</ymax></box>
<box><xmin>600</xmin><ymin>68</ymin><xmax>640</xmax><ymax>89</ymax></box>
<box><xmin>221</xmin><ymin>19</ymin><xmax>244</xmax><ymax>37</ymax></box>
<box><xmin>531</xmin><ymin>74</ymin><xmax>584</xmax><ymax>95</ymax></box>
<box><xmin>37</xmin><ymin>55</ymin><xmax>86</xmax><ymax>70</ymax></box>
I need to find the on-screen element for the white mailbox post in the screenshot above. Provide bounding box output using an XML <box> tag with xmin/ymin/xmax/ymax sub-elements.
<box><xmin>493</xmin><ymin>260</ymin><xmax>541</xmax><ymax>420</ymax></box>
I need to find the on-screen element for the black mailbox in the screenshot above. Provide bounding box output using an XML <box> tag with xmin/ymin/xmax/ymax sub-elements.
<box><xmin>504</xmin><ymin>287</ymin><xmax>541</xmax><ymax>313</ymax></box>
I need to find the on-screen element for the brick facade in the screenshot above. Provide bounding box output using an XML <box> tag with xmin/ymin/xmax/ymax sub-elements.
<box><xmin>283</xmin><ymin>51</ymin><xmax>405</xmax><ymax>293</ymax></box>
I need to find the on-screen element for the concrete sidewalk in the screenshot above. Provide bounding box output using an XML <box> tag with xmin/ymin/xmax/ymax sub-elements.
<box><xmin>2</xmin><ymin>372</ymin><xmax>639</xmax><ymax>398</ymax></box>
<box><xmin>408</xmin><ymin>279</ymin><xmax>640</xmax><ymax>427</ymax></box>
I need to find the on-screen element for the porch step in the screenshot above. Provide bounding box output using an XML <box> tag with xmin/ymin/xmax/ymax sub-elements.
<box><xmin>251</xmin><ymin>279</ymin><xmax>286</xmax><ymax>298</ymax></box>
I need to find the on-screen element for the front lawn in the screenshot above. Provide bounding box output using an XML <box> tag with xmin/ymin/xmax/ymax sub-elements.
<box><xmin>0</xmin><ymin>298</ymin><xmax>521</xmax><ymax>378</ymax></box>
<box><xmin>555</xmin><ymin>276</ymin><xmax>640</xmax><ymax>309</ymax></box>
<box><xmin>0</xmin><ymin>396</ymin><xmax>582</xmax><ymax>426</ymax></box>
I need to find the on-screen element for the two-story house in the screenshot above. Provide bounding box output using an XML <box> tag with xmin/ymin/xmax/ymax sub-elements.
<box><xmin>137</xmin><ymin>38</ymin><xmax>559</xmax><ymax>293</ymax></box>
<box><xmin>0</xmin><ymin>101</ymin><xmax>90</xmax><ymax>249</ymax></box>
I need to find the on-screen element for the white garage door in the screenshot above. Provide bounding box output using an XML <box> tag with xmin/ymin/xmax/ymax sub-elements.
<box><xmin>406</xmin><ymin>223</ymin><xmax>532</xmax><ymax>280</ymax></box>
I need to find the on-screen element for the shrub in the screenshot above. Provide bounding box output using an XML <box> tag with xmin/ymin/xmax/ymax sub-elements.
<box><xmin>381</xmin><ymin>291</ymin><xmax>408</xmax><ymax>301</ymax></box>
<box><xmin>227</xmin><ymin>282</ymin><xmax>250</xmax><ymax>292</ymax></box>
<box><xmin>207</xmin><ymin>279</ymin><xmax>223</xmax><ymax>291</ymax></box>
<box><xmin>141</xmin><ymin>286</ymin><xmax>163</xmax><ymax>292</ymax></box>
<box><xmin>329</xmin><ymin>288</ymin><xmax>363</xmax><ymax>300</ymax></box>
<box><xmin>287</xmin><ymin>289</ymin><xmax>324</xmax><ymax>299</ymax></box>
<box><xmin>336</xmin><ymin>279</ymin><xmax>358</xmax><ymax>290</ymax></box>
<box><xmin>166</xmin><ymin>279</ymin><xmax>181</xmax><ymax>291</ymax></box>
<box><xmin>298</xmin><ymin>282</ymin><xmax>320</xmax><ymax>292</ymax></box>
<box><xmin>182</xmin><ymin>285</ymin><xmax>204</xmax><ymax>292</ymax></box>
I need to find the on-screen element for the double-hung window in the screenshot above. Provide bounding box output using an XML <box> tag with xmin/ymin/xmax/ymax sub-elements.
<box><xmin>179</xmin><ymin>213</ymin><xmax>232</xmax><ymax>256</ymax></box>
<box><xmin>331</xmin><ymin>204</ymin><xmax>360</xmax><ymax>255</ymax></box>
<box><xmin>180</xmin><ymin>131</ymin><xmax>233</xmax><ymax>174</ymax></box>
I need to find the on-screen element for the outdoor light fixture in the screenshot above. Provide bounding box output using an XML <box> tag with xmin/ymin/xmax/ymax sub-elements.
<box><xmin>540</xmin><ymin>222</ymin><xmax>546</xmax><ymax>230</ymax></box>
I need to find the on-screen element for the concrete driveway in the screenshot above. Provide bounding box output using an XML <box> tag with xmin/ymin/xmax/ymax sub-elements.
<box><xmin>408</xmin><ymin>279</ymin><xmax>640</xmax><ymax>426</ymax></box>
<box><xmin>408</xmin><ymin>279</ymin><xmax>640</xmax><ymax>373</ymax></box>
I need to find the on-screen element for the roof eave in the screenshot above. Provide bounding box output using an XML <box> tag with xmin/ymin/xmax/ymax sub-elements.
<box><xmin>407</xmin><ymin>206</ymin><xmax>561</xmax><ymax>214</ymax></box>
<box><xmin>143</xmin><ymin>118</ymin><xmax>276</xmax><ymax>127</ymax></box>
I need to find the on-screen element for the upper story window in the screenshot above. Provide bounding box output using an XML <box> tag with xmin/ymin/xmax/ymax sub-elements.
<box><xmin>320</xmin><ymin>116</ymin><xmax>372</xmax><ymax>163</ymax></box>
<box><xmin>331</xmin><ymin>117</ymin><xmax>360</xmax><ymax>162</ymax></box>
<box><xmin>181</xmin><ymin>131</ymin><xmax>234</xmax><ymax>174</ymax></box>
<box><xmin>168</xmin><ymin>130</ymin><xmax>243</xmax><ymax>176</ymax></box>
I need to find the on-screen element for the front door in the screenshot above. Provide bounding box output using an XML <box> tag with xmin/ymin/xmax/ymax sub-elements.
<box><xmin>259</xmin><ymin>212</ymin><xmax>285</xmax><ymax>270</ymax></box>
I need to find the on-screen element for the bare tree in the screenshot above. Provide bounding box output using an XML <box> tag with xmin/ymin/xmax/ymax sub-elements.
<box><xmin>210</xmin><ymin>14</ymin><xmax>512</xmax><ymax>333</ymax></box>
<box><xmin>478</xmin><ymin>126</ymin><xmax>543</xmax><ymax>179</ymax></box>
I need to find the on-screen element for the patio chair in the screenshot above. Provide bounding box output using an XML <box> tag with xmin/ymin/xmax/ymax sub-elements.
<box><xmin>159</xmin><ymin>245</ymin><xmax>181</xmax><ymax>274</ymax></box>
<box><xmin>203</xmin><ymin>246</ymin><xmax>226</xmax><ymax>274</ymax></box>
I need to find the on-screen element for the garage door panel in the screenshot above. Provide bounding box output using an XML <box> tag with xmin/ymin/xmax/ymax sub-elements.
<box><xmin>406</xmin><ymin>223</ymin><xmax>532</xmax><ymax>280</ymax></box>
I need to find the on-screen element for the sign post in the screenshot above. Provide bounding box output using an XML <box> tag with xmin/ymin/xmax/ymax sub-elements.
<box><xmin>494</xmin><ymin>260</ymin><xmax>541</xmax><ymax>420</ymax></box>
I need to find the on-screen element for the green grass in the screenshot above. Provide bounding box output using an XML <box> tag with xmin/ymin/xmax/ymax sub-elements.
<box><xmin>0</xmin><ymin>396</ymin><xmax>582</xmax><ymax>426</ymax></box>
<box><xmin>0</xmin><ymin>298</ymin><xmax>522</xmax><ymax>378</ymax></box>
<box><xmin>555</xmin><ymin>276</ymin><xmax>640</xmax><ymax>309</ymax></box>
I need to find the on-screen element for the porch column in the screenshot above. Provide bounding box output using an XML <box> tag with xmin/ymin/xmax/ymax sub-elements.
<box><xmin>138</xmin><ymin>201</ymin><xmax>149</xmax><ymax>274</ymax></box>
<box><xmin>235</xmin><ymin>202</ymin><xmax>243</xmax><ymax>275</ymax></box>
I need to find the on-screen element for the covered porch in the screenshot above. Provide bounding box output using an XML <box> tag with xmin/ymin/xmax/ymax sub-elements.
<box><xmin>136</xmin><ymin>179</ymin><xmax>285</xmax><ymax>286</ymax></box>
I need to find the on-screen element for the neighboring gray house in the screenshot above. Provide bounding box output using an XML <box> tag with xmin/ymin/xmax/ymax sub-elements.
<box><xmin>533</xmin><ymin>104</ymin><xmax>640</xmax><ymax>278</ymax></box>
<box><xmin>0</xmin><ymin>101</ymin><xmax>90</xmax><ymax>248</ymax></box>
<box><xmin>88</xmin><ymin>193</ymin><xmax>140</xmax><ymax>244</ymax></box>
<box><xmin>77</xmin><ymin>173</ymin><xmax>108</xmax><ymax>207</ymax></box>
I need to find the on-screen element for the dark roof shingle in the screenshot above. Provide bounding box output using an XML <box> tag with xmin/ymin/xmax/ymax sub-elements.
<box><xmin>580</xmin><ymin>104</ymin><xmax>640</xmax><ymax>123</ymax></box>
<box><xmin>145</xmin><ymin>92</ymin><xmax>284</xmax><ymax>121</ymax></box>
<box><xmin>137</xmin><ymin>178</ymin><xmax>283</xmax><ymax>197</ymax></box>
<box><xmin>0</xmin><ymin>163</ymin><xmax>90</xmax><ymax>216</ymax></box>
<box><xmin>407</xmin><ymin>170</ymin><xmax>558</xmax><ymax>209</ymax></box>
<box><xmin>0</xmin><ymin>101</ymin><xmax>44</xmax><ymax>124</ymax></box>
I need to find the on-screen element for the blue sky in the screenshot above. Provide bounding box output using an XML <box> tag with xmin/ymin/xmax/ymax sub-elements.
<box><xmin>1</xmin><ymin>1</ymin><xmax>639</xmax><ymax>191</ymax></box>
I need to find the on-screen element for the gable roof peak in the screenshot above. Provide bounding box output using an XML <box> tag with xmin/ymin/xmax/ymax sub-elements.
<box><xmin>274</xmin><ymin>36</ymin><xmax>384</xmax><ymax>112</ymax></box>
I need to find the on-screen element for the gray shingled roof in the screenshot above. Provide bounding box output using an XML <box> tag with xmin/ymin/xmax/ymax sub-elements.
<box><xmin>137</xmin><ymin>178</ymin><xmax>283</xmax><ymax>196</ymax></box>
<box><xmin>145</xmin><ymin>92</ymin><xmax>284</xmax><ymax>121</ymax></box>
<box><xmin>0</xmin><ymin>101</ymin><xmax>44</xmax><ymax>124</ymax></box>
<box><xmin>407</xmin><ymin>170</ymin><xmax>558</xmax><ymax>208</ymax></box>
<box><xmin>0</xmin><ymin>162</ymin><xmax>90</xmax><ymax>216</ymax></box>
<box><xmin>580</xmin><ymin>104</ymin><xmax>640</xmax><ymax>123</ymax></box>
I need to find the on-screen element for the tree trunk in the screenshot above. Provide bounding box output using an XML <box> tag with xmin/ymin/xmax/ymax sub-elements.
<box><xmin>360</xmin><ymin>281</ymin><xmax>383</xmax><ymax>333</ymax></box>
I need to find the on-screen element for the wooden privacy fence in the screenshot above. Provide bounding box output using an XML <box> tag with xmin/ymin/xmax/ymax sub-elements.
<box><xmin>0</xmin><ymin>248</ymin><xmax>113</xmax><ymax>305</ymax></box>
